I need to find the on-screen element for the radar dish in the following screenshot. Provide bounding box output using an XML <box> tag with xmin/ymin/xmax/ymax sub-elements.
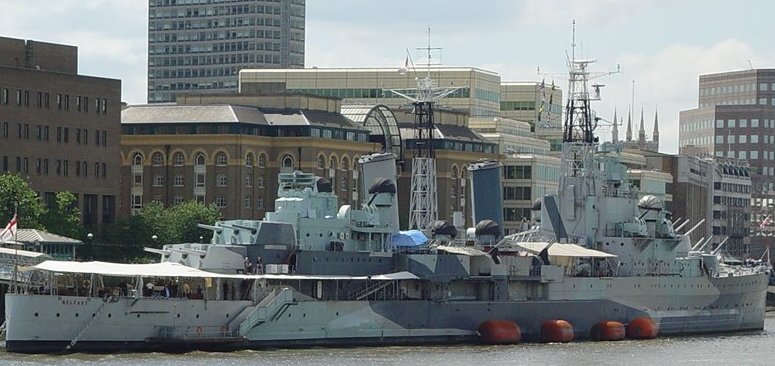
<box><xmin>637</xmin><ymin>195</ymin><xmax>663</xmax><ymax>211</ymax></box>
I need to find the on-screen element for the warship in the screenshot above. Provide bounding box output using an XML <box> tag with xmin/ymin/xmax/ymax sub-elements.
<box><xmin>3</xmin><ymin>41</ymin><xmax>770</xmax><ymax>353</ymax></box>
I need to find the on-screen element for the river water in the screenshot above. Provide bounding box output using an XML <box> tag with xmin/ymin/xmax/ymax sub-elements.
<box><xmin>2</xmin><ymin>315</ymin><xmax>773</xmax><ymax>366</ymax></box>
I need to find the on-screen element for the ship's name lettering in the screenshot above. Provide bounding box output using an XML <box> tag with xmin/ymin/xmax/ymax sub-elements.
<box><xmin>61</xmin><ymin>300</ymin><xmax>87</xmax><ymax>305</ymax></box>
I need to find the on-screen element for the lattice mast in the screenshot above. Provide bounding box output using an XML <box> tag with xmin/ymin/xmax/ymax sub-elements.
<box><xmin>387</xmin><ymin>28</ymin><xmax>459</xmax><ymax>230</ymax></box>
<box><xmin>560</xmin><ymin>21</ymin><xmax>619</xmax><ymax>193</ymax></box>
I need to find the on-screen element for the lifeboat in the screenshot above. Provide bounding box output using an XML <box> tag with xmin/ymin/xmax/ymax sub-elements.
<box><xmin>626</xmin><ymin>317</ymin><xmax>658</xmax><ymax>339</ymax></box>
<box><xmin>478</xmin><ymin>320</ymin><xmax>521</xmax><ymax>344</ymax></box>
<box><xmin>589</xmin><ymin>321</ymin><xmax>625</xmax><ymax>341</ymax></box>
<box><xmin>540</xmin><ymin>320</ymin><xmax>574</xmax><ymax>343</ymax></box>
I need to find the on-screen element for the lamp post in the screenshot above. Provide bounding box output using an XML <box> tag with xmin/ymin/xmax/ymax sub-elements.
<box><xmin>86</xmin><ymin>233</ymin><xmax>94</xmax><ymax>261</ymax></box>
<box><xmin>152</xmin><ymin>234</ymin><xmax>158</xmax><ymax>246</ymax></box>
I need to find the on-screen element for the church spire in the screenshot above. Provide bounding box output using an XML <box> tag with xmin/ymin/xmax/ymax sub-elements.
<box><xmin>638</xmin><ymin>107</ymin><xmax>646</xmax><ymax>144</ymax></box>
<box><xmin>612</xmin><ymin>107</ymin><xmax>619</xmax><ymax>143</ymax></box>
<box><xmin>652</xmin><ymin>107</ymin><xmax>659</xmax><ymax>143</ymax></box>
<box><xmin>626</xmin><ymin>109</ymin><xmax>633</xmax><ymax>141</ymax></box>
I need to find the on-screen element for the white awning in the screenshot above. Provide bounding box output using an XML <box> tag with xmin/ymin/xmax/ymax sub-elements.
<box><xmin>508</xmin><ymin>242</ymin><xmax>617</xmax><ymax>258</ymax></box>
<box><xmin>26</xmin><ymin>260</ymin><xmax>419</xmax><ymax>281</ymax></box>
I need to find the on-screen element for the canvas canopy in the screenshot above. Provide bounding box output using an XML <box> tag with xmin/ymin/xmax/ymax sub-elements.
<box><xmin>25</xmin><ymin>260</ymin><xmax>419</xmax><ymax>281</ymax></box>
<box><xmin>509</xmin><ymin>242</ymin><xmax>617</xmax><ymax>258</ymax></box>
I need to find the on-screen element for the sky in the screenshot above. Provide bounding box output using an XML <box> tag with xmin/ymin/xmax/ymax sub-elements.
<box><xmin>3</xmin><ymin>0</ymin><xmax>775</xmax><ymax>154</ymax></box>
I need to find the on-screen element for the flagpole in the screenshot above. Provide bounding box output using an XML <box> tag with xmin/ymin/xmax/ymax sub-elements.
<box><xmin>13</xmin><ymin>203</ymin><xmax>18</xmax><ymax>294</ymax></box>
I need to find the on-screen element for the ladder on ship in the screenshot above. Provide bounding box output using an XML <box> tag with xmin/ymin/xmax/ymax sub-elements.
<box><xmin>348</xmin><ymin>281</ymin><xmax>391</xmax><ymax>301</ymax></box>
<box><xmin>234</xmin><ymin>287</ymin><xmax>295</xmax><ymax>336</ymax></box>
<box><xmin>65</xmin><ymin>301</ymin><xmax>108</xmax><ymax>352</ymax></box>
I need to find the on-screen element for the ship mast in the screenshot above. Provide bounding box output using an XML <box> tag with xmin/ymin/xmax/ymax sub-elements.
<box><xmin>559</xmin><ymin>21</ymin><xmax>619</xmax><ymax>192</ymax></box>
<box><xmin>388</xmin><ymin>27</ymin><xmax>459</xmax><ymax>230</ymax></box>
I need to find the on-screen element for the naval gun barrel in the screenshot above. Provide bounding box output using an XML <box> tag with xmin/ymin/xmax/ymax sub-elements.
<box><xmin>711</xmin><ymin>237</ymin><xmax>730</xmax><ymax>255</ymax></box>
<box><xmin>674</xmin><ymin>219</ymin><xmax>690</xmax><ymax>233</ymax></box>
<box><xmin>696</xmin><ymin>236</ymin><xmax>714</xmax><ymax>252</ymax></box>
<box><xmin>691</xmin><ymin>237</ymin><xmax>707</xmax><ymax>251</ymax></box>
<box><xmin>197</xmin><ymin>223</ymin><xmax>223</xmax><ymax>233</ymax></box>
<box><xmin>682</xmin><ymin>219</ymin><xmax>705</xmax><ymax>236</ymax></box>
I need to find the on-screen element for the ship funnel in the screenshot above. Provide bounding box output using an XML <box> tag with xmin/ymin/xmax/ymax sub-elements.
<box><xmin>467</xmin><ymin>160</ymin><xmax>504</xmax><ymax>237</ymax></box>
<box><xmin>358</xmin><ymin>152</ymin><xmax>399</xmax><ymax>232</ymax></box>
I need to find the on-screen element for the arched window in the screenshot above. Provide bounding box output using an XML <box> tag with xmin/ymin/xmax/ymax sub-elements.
<box><xmin>245</xmin><ymin>152</ymin><xmax>254</xmax><ymax>167</ymax></box>
<box><xmin>151</xmin><ymin>152</ymin><xmax>164</xmax><ymax>166</ymax></box>
<box><xmin>173</xmin><ymin>152</ymin><xmax>185</xmax><ymax>166</ymax></box>
<box><xmin>451</xmin><ymin>165</ymin><xmax>459</xmax><ymax>179</ymax></box>
<box><xmin>195</xmin><ymin>153</ymin><xmax>206</xmax><ymax>166</ymax></box>
<box><xmin>281</xmin><ymin>155</ymin><xmax>294</xmax><ymax>169</ymax></box>
<box><xmin>317</xmin><ymin>155</ymin><xmax>326</xmax><ymax>169</ymax></box>
<box><xmin>132</xmin><ymin>152</ymin><xmax>143</xmax><ymax>166</ymax></box>
<box><xmin>329</xmin><ymin>156</ymin><xmax>338</xmax><ymax>170</ymax></box>
<box><xmin>215</xmin><ymin>151</ymin><xmax>228</xmax><ymax>166</ymax></box>
<box><xmin>258</xmin><ymin>153</ymin><xmax>267</xmax><ymax>168</ymax></box>
<box><xmin>341</xmin><ymin>156</ymin><xmax>349</xmax><ymax>171</ymax></box>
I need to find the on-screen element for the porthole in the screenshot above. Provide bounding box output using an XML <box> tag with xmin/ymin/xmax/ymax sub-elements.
<box><xmin>56</xmin><ymin>313</ymin><xmax>60</xmax><ymax>317</ymax></box>
<box><xmin>196</xmin><ymin>314</ymin><xmax>199</xmax><ymax>319</ymax></box>
<box><xmin>34</xmin><ymin>312</ymin><xmax>39</xmax><ymax>317</ymax></box>
<box><xmin>107</xmin><ymin>313</ymin><xmax>112</xmax><ymax>318</ymax></box>
<box><xmin>75</xmin><ymin>313</ymin><xmax>79</xmax><ymax>318</ymax></box>
<box><xmin>177</xmin><ymin>314</ymin><xmax>181</xmax><ymax>318</ymax></box>
<box><xmin>137</xmin><ymin>314</ymin><xmax>141</xmax><ymax>318</ymax></box>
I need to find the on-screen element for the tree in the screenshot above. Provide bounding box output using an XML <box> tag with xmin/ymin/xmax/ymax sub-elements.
<box><xmin>41</xmin><ymin>191</ymin><xmax>81</xmax><ymax>239</ymax></box>
<box><xmin>0</xmin><ymin>173</ymin><xmax>46</xmax><ymax>229</ymax></box>
<box><xmin>168</xmin><ymin>201</ymin><xmax>222</xmax><ymax>244</ymax></box>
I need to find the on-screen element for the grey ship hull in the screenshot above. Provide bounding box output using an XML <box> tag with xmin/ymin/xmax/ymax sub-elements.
<box><xmin>5</xmin><ymin>272</ymin><xmax>767</xmax><ymax>353</ymax></box>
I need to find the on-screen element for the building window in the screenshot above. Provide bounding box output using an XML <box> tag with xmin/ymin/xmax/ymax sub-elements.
<box><xmin>215</xmin><ymin>152</ymin><xmax>228</xmax><ymax>166</ymax></box>
<box><xmin>245</xmin><ymin>153</ymin><xmax>254</xmax><ymax>167</ymax></box>
<box><xmin>174</xmin><ymin>175</ymin><xmax>184</xmax><ymax>187</ymax></box>
<box><xmin>173</xmin><ymin>152</ymin><xmax>185</xmax><ymax>166</ymax></box>
<box><xmin>195</xmin><ymin>195</ymin><xmax>205</xmax><ymax>204</ymax></box>
<box><xmin>153</xmin><ymin>175</ymin><xmax>164</xmax><ymax>187</ymax></box>
<box><xmin>258</xmin><ymin>153</ymin><xmax>267</xmax><ymax>168</ymax></box>
<box><xmin>216</xmin><ymin>174</ymin><xmax>227</xmax><ymax>187</ymax></box>
<box><xmin>131</xmin><ymin>195</ymin><xmax>143</xmax><ymax>209</ymax></box>
<box><xmin>195</xmin><ymin>173</ymin><xmax>205</xmax><ymax>187</ymax></box>
<box><xmin>215</xmin><ymin>197</ymin><xmax>227</xmax><ymax>208</ymax></box>
<box><xmin>133</xmin><ymin>173</ymin><xmax>142</xmax><ymax>186</ymax></box>
<box><xmin>245</xmin><ymin>174</ymin><xmax>252</xmax><ymax>187</ymax></box>
<box><xmin>317</xmin><ymin>155</ymin><xmax>326</xmax><ymax>169</ymax></box>
<box><xmin>281</xmin><ymin>155</ymin><xmax>294</xmax><ymax>169</ymax></box>
<box><xmin>339</xmin><ymin>176</ymin><xmax>347</xmax><ymax>192</ymax></box>
<box><xmin>173</xmin><ymin>196</ymin><xmax>184</xmax><ymax>205</ymax></box>
<box><xmin>257</xmin><ymin>175</ymin><xmax>265</xmax><ymax>188</ymax></box>
<box><xmin>195</xmin><ymin>153</ymin><xmax>206</xmax><ymax>165</ymax></box>
<box><xmin>133</xmin><ymin>153</ymin><xmax>143</xmax><ymax>166</ymax></box>
<box><xmin>244</xmin><ymin>196</ymin><xmax>252</xmax><ymax>209</ymax></box>
<box><xmin>152</xmin><ymin>152</ymin><xmax>164</xmax><ymax>166</ymax></box>
<box><xmin>256</xmin><ymin>197</ymin><xmax>264</xmax><ymax>209</ymax></box>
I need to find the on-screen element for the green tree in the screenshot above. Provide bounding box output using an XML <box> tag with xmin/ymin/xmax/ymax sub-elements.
<box><xmin>41</xmin><ymin>191</ymin><xmax>81</xmax><ymax>239</ymax></box>
<box><xmin>0</xmin><ymin>173</ymin><xmax>46</xmax><ymax>229</ymax></box>
<box><xmin>168</xmin><ymin>201</ymin><xmax>222</xmax><ymax>244</ymax></box>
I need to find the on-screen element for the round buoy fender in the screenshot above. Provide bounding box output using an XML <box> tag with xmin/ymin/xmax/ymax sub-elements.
<box><xmin>540</xmin><ymin>320</ymin><xmax>574</xmax><ymax>343</ymax></box>
<box><xmin>626</xmin><ymin>317</ymin><xmax>658</xmax><ymax>339</ymax></box>
<box><xmin>589</xmin><ymin>321</ymin><xmax>625</xmax><ymax>341</ymax></box>
<box><xmin>478</xmin><ymin>320</ymin><xmax>521</xmax><ymax>344</ymax></box>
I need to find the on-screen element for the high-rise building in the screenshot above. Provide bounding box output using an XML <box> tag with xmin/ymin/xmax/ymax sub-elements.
<box><xmin>147</xmin><ymin>0</ymin><xmax>305</xmax><ymax>103</ymax></box>
<box><xmin>679</xmin><ymin>68</ymin><xmax>774</xmax><ymax>256</ymax></box>
<box><xmin>0</xmin><ymin>36</ymin><xmax>122</xmax><ymax>227</ymax></box>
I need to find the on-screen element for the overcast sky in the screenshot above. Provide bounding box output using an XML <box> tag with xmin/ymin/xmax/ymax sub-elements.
<box><xmin>3</xmin><ymin>0</ymin><xmax>775</xmax><ymax>154</ymax></box>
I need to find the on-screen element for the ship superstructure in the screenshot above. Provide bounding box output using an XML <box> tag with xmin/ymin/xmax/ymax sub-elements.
<box><xmin>3</xmin><ymin>31</ymin><xmax>771</xmax><ymax>353</ymax></box>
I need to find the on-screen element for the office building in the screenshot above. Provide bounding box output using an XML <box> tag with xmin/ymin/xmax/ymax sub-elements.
<box><xmin>679</xmin><ymin>69</ymin><xmax>775</xmax><ymax>256</ymax></box>
<box><xmin>147</xmin><ymin>0</ymin><xmax>305</xmax><ymax>103</ymax></box>
<box><xmin>0</xmin><ymin>36</ymin><xmax>121</xmax><ymax>227</ymax></box>
<box><xmin>500</xmin><ymin>82</ymin><xmax>563</xmax><ymax>153</ymax></box>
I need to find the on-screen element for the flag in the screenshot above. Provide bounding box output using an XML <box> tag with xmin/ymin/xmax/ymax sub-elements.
<box><xmin>538</xmin><ymin>78</ymin><xmax>546</xmax><ymax>121</ymax></box>
<box><xmin>760</xmin><ymin>215</ymin><xmax>772</xmax><ymax>229</ymax></box>
<box><xmin>0</xmin><ymin>213</ymin><xmax>18</xmax><ymax>242</ymax></box>
<box><xmin>398</xmin><ymin>55</ymin><xmax>409</xmax><ymax>75</ymax></box>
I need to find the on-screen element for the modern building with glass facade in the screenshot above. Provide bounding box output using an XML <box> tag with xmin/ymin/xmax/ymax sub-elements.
<box><xmin>679</xmin><ymin>69</ymin><xmax>775</xmax><ymax>256</ymax></box>
<box><xmin>1</xmin><ymin>36</ymin><xmax>121</xmax><ymax>227</ymax></box>
<box><xmin>147</xmin><ymin>0</ymin><xmax>305</xmax><ymax>103</ymax></box>
<box><xmin>501</xmin><ymin>154</ymin><xmax>560</xmax><ymax>235</ymax></box>
<box><xmin>501</xmin><ymin>82</ymin><xmax>563</xmax><ymax>153</ymax></box>
<box><xmin>468</xmin><ymin>117</ymin><xmax>550</xmax><ymax>155</ymax></box>
<box><xmin>239</xmin><ymin>67</ymin><xmax>503</xmax><ymax>117</ymax></box>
